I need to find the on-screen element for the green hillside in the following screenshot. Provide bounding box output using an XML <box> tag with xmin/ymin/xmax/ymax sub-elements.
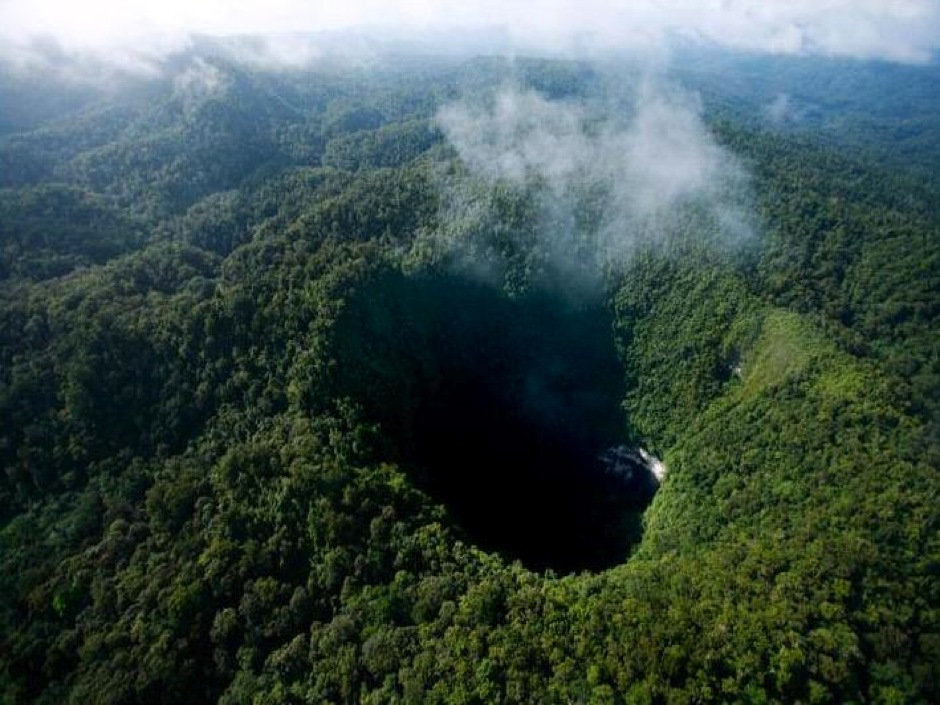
<box><xmin>0</xmin><ymin>53</ymin><xmax>937</xmax><ymax>704</ymax></box>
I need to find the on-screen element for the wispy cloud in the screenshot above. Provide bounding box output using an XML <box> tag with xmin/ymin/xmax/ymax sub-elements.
<box><xmin>1</xmin><ymin>1</ymin><xmax>938</xmax><ymax>65</ymax></box>
<box><xmin>434</xmin><ymin>79</ymin><xmax>754</xmax><ymax>282</ymax></box>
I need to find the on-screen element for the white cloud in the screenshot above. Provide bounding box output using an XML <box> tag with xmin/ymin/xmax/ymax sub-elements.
<box><xmin>435</xmin><ymin>81</ymin><xmax>755</xmax><ymax>274</ymax></box>
<box><xmin>0</xmin><ymin>1</ymin><xmax>938</xmax><ymax>64</ymax></box>
<box><xmin>172</xmin><ymin>56</ymin><xmax>228</xmax><ymax>114</ymax></box>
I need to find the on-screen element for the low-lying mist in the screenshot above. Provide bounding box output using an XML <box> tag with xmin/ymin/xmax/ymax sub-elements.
<box><xmin>431</xmin><ymin>77</ymin><xmax>755</xmax><ymax>288</ymax></box>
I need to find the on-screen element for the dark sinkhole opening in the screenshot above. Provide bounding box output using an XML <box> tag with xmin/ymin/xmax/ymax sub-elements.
<box><xmin>333</xmin><ymin>268</ymin><xmax>660</xmax><ymax>572</ymax></box>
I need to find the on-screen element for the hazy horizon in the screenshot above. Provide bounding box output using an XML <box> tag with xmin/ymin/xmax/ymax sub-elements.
<box><xmin>2</xmin><ymin>0</ymin><xmax>939</xmax><ymax>73</ymax></box>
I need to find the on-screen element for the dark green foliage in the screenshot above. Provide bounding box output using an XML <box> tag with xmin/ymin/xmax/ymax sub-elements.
<box><xmin>0</xmin><ymin>51</ymin><xmax>937</xmax><ymax>705</ymax></box>
<box><xmin>676</xmin><ymin>49</ymin><xmax>940</xmax><ymax>174</ymax></box>
<box><xmin>0</xmin><ymin>184</ymin><xmax>143</xmax><ymax>280</ymax></box>
<box><xmin>323</xmin><ymin>120</ymin><xmax>442</xmax><ymax>171</ymax></box>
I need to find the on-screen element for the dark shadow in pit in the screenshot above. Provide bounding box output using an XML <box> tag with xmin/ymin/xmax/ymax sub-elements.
<box><xmin>332</xmin><ymin>267</ymin><xmax>659</xmax><ymax>572</ymax></box>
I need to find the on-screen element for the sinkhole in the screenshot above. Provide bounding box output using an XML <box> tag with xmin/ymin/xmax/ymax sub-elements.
<box><xmin>333</xmin><ymin>268</ymin><xmax>660</xmax><ymax>572</ymax></box>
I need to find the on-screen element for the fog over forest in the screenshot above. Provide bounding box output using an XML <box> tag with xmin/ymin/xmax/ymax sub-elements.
<box><xmin>1</xmin><ymin>2</ymin><xmax>938</xmax><ymax>705</ymax></box>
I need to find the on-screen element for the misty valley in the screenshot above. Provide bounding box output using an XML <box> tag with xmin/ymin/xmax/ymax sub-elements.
<box><xmin>0</xmin><ymin>39</ymin><xmax>938</xmax><ymax>705</ymax></box>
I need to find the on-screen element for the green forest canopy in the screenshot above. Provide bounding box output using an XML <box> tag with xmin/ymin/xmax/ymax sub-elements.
<box><xmin>0</xmin><ymin>51</ymin><xmax>938</xmax><ymax>704</ymax></box>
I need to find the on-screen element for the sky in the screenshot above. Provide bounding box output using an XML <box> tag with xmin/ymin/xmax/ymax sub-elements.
<box><xmin>1</xmin><ymin>0</ymin><xmax>939</xmax><ymax>64</ymax></box>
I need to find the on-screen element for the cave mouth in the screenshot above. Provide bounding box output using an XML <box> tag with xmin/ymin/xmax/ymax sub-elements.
<box><xmin>335</xmin><ymin>268</ymin><xmax>660</xmax><ymax>572</ymax></box>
